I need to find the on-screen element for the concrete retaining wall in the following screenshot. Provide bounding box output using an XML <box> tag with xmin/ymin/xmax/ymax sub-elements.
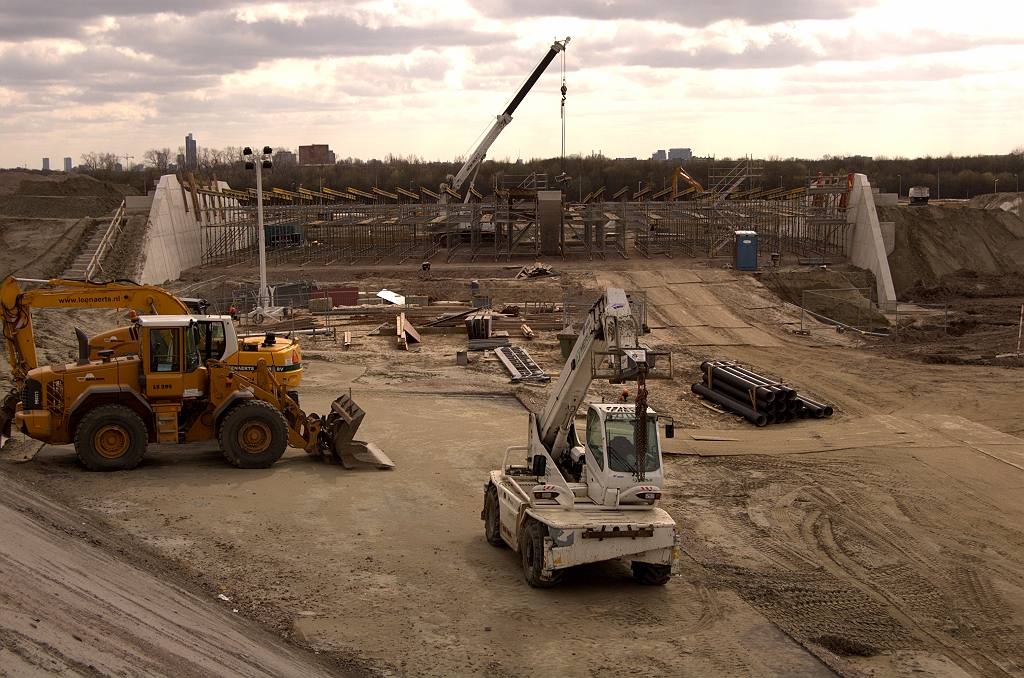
<box><xmin>138</xmin><ymin>174</ymin><xmax>203</xmax><ymax>285</ymax></box>
<box><xmin>845</xmin><ymin>173</ymin><xmax>897</xmax><ymax>307</ymax></box>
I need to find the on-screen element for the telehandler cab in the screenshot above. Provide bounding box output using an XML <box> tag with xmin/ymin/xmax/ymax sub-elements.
<box><xmin>483</xmin><ymin>289</ymin><xmax>680</xmax><ymax>587</ymax></box>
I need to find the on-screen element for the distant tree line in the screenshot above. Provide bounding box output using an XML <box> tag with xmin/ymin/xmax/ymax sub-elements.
<box><xmin>70</xmin><ymin>147</ymin><xmax>1024</xmax><ymax>201</ymax></box>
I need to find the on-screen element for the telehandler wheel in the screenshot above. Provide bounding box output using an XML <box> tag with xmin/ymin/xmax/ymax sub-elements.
<box><xmin>521</xmin><ymin>519</ymin><xmax>561</xmax><ymax>588</ymax></box>
<box><xmin>483</xmin><ymin>484</ymin><xmax>504</xmax><ymax>547</ymax></box>
<box><xmin>218</xmin><ymin>401</ymin><xmax>289</xmax><ymax>469</ymax></box>
<box><xmin>74</xmin><ymin>404</ymin><xmax>147</xmax><ymax>472</ymax></box>
<box><xmin>631</xmin><ymin>561</ymin><xmax>672</xmax><ymax>586</ymax></box>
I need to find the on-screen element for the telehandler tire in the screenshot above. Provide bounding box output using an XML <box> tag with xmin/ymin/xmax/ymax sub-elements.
<box><xmin>631</xmin><ymin>561</ymin><xmax>671</xmax><ymax>586</ymax></box>
<box><xmin>483</xmin><ymin>484</ymin><xmax>504</xmax><ymax>547</ymax></box>
<box><xmin>74</xmin><ymin>404</ymin><xmax>148</xmax><ymax>472</ymax></box>
<box><xmin>521</xmin><ymin>519</ymin><xmax>561</xmax><ymax>588</ymax></box>
<box><xmin>219</xmin><ymin>401</ymin><xmax>289</xmax><ymax>469</ymax></box>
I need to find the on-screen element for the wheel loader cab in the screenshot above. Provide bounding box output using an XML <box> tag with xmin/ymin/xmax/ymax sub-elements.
<box><xmin>583</xmin><ymin>404</ymin><xmax>664</xmax><ymax>506</ymax></box>
<box><xmin>137</xmin><ymin>316</ymin><xmax>208</xmax><ymax>402</ymax></box>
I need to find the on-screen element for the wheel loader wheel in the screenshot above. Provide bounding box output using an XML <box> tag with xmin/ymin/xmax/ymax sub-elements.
<box><xmin>74</xmin><ymin>404</ymin><xmax>147</xmax><ymax>472</ymax></box>
<box><xmin>521</xmin><ymin>519</ymin><xmax>561</xmax><ymax>588</ymax></box>
<box><xmin>631</xmin><ymin>561</ymin><xmax>671</xmax><ymax>586</ymax></box>
<box><xmin>218</xmin><ymin>401</ymin><xmax>288</xmax><ymax>469</ymax></box>
<box><xmin>483</xmin><ymin>484</ymin><xmax>504</xmax><ymax>547</ymax></box>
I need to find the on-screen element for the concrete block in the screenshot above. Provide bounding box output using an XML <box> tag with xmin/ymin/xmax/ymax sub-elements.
<box><xmin>309</xmin><ymin>297</ymin><xmax>332</xmax><ymax>313</ymax></box>
<box><xmin>874</xmin><ymin>193</ymin><xmax>898</xmax><ymax>207</ymax></box>
<box><xmin>406</xmin><ymin>295</ymin><xmax>429</xmax><ymax>306</ymax></box>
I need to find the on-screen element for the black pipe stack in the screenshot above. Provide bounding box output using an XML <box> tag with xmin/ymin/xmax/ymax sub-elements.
<box><xmin>692</xmin><ymin>361</ymin><xmax>834</xmax><ymax>426</ymax></box>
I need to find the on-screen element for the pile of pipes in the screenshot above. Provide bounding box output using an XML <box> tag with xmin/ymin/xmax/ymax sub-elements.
<box><xmin>692</xmin><ymin>361</ymin><xmax>834</xmax><ymax>427</ymax></box>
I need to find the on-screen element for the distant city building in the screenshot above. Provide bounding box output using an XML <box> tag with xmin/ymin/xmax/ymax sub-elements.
<box><xmin>668</xmin><ymin>148</ymin><xmax>692</xmax><ymax>161</ymax></box>
<box><xmin>614</xmin><ymin>157</ymin><xmax>638</xmax><ymax>162</ymax></box>
<box><xmin>42</xmin><ymin>158</ymin><xmax>50</xmax><ymax>171</ymax></box>
<box><xmin>274</xmin><ymin>150</ymin><xmax>297</xmax><ymax>167</ymax></box>
<box><xmin>299</xmin><ymin>144</ymin><xmax>335</xmax><ymax>165</ymax></box>
<box><xmin>176</xmin><ymin>154</ymin><xmax>185</xmax><ymax>169</ymax></box>
<box><xmin>185</xmin><ymin>133</ymin><xmax>197</xmax><ymax>169</ymax></box>
<box><xmin>114</xmin><ymin>163</ymin><xmax>123</xmax><ymax>172</ymax></box>
<box><xmin>651</xmin><ymin>150</ymin><xmax>666</xmax><ymax>161</ymax></box>
<box><xmin>63</xmin><ymin>157</ymin><xmax>72</xmax><ymax>172</ymax></box>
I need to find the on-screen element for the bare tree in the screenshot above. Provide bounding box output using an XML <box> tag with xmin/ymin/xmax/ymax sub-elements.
<box><xmin>143</xmin><ymin>147</ymin><xmax>172</xmax><ymax>171</ymax></box>
<box><xmin>80</xmin><ymin>151</ymin><xmax>120</xmax><ymax>171</ymax></box>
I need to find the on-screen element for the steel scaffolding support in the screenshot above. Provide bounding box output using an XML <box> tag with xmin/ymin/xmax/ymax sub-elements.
<box><xmin>195</xmin><ymin>175</ymin><xmax>850</xmax><ymax>267</ymax></box>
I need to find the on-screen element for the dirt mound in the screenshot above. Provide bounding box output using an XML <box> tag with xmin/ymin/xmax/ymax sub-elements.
<box><xmin>15</xmin><ymin>174</ymin><xmax>135</xmax><ymax>198</ymax></box>
<box><xmin>879</xmin><ymin>204</ymin><xmax>1024</xmax><ymax>296</ymax></box>
<box><xmin>0</xmin><ymin>217</ymin><xmax>97</xmax><ymax>280</ymax></box>
<box><xmin>100</xmin><ymin>212</ymin><xmax>150</xmax><ymax>281</ymax></box>
<box><xmin>0</xmin><ymin>195</ymin><xmax>125</xmax><ymax>219</ymax></box>
<box><xmin>969</xmin><ymin>192</ymin><xmax>1023</xmax><ymax>221</ymax></box>
<box><xmin>0</xmin><ymin>171</ymin><xmax>63</xmax><ymax>196</ymax></box>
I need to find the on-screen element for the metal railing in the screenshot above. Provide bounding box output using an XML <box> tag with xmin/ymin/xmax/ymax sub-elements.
<box><xmin>85</xmin><ymin>200</ymin><xmax>126</xmax><ymax>281</ymax></box>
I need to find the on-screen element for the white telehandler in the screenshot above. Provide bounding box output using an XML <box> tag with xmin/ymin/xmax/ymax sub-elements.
<box><xmin>482</xmin><ymin>289</ymin><xmax>680</xmax><ymax>587</ymax></box>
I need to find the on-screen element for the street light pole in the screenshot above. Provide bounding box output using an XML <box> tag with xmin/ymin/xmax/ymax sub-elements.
<box><xmin>898</xmin><ymin>174</ymin><xmax>901</xmax><ymax>198</ymax></box>
<box><xmin>995</xmin><ymin>179</ymin><xmax>999</xmax><ymax>194</ymax></box>
<box><xmin>244</xmin><ymin>146</ymin><xmax>274</xmax><ymax>314</ymax></box>
<box><xmin>256</xmin><ymin>158</ymin><xmax>268</xmax><ymax>309</ymax></box>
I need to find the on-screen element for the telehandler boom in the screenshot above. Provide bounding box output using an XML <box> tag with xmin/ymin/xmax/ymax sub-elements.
<box><xmin>482</xmin><ymin>289</ymin><xmax>679</xmax><ymax>587</ymax></box>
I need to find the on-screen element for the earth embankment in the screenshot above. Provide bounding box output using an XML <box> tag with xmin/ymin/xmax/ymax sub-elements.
<box><xmin>879</xmin><ymin>200</ymin><xmax>1024</xmax><ymax>297</ymax></box>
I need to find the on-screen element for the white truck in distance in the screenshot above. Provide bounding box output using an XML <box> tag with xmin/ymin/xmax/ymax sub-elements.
<box><xmin>482</xmin><ymin>289</ymin><xmax>680</xmax><ymax>587</ymax></box>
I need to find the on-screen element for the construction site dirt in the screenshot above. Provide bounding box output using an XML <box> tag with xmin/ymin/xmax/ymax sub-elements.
<box><xmin>2</xmin><ymin>189</ymin><xmax>1024</xmax><ymax>677</ymax></box>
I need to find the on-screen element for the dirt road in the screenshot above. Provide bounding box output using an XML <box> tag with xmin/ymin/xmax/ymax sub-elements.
<box><xmin>2</xmin><ymin>256</ymin><xmax>1023</xmax><ymax>677</ymax></box>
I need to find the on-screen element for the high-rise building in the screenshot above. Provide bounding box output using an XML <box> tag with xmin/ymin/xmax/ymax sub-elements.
<box><xmin>42</xmin><ymin>158</ymin><xmax>50</xmax><ymax>171</ymax></box>
<box><xmin>651</xmin><ymin>150</ymin><xmax>667</xmax><ymax>161</ymax></box>
<box><xmin>64</xmin><ymin>157</ymin><xmax>72</xmax><ymax>172</ymax></box>
<box><xmin>185</xmin><ymin>133</ymin><xmax>197</xmax><ymax>169</ymax></box>
<box><xmin>668</xmin><ymin>148</ymin><xmax>692</xmax><ymax>161</ymax></box>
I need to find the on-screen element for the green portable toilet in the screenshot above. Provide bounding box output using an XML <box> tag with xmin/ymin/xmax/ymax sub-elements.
<box><xmin>733</xmin><ymin>230</ymin><xmax>758</xmax><ymax>271</ymax></box>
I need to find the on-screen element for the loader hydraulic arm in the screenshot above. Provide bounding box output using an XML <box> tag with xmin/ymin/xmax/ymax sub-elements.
<box><xmin>1</xmin><ymin>276</ymin><xmax>190</xmax><ymax>388</ymax></box>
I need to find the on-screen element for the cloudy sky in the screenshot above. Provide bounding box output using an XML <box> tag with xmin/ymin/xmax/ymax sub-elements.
<box><xmin>2</xmin><ymin>0</ymin><xmax>1022</xmax><ymax>169</ymax></box>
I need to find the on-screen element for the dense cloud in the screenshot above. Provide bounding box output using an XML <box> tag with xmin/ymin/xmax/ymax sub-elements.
<box><xmin>1</xmin><ymin>0</ymin><xmax>1020</xmax><ymax>164</ymax></box>
<box><xmin>475</xmin><ymin>0</ymin><xmax>881</xmax><ymax>27</ymax></box>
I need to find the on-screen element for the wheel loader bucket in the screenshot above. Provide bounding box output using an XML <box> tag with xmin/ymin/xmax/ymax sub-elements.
<box><xmin>318</xmin><ymin>394</ymin><xmax>394</xmax><ymax>469</ymax></box>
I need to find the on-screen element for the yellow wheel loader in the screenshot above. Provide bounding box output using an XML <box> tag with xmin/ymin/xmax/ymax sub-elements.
<box><xmin>9</xmin><ymin>314</ymin><xmax>392</xmax><ymax>471</ymax></box>
<box><xmin>1</xmin><ymin>276</ymin><xmax>304</xmax><ymax>441</ymax></box>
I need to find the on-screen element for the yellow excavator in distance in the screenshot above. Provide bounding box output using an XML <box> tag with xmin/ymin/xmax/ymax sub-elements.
<box><xmin>1</xmin><ymin>277</ymin><xmax>303</xmax><ymax>442</ymax></box>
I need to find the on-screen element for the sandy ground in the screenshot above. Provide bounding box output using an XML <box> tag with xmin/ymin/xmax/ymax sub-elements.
<box><xmin>0</xmin><ymin>472</ymin><xmax>356</xmax><ymax>677</ymax></box>
<box><xmin>3</xmin><ymin>255</ymin><xmax>1023</xmax><ymax>677</ymax></box>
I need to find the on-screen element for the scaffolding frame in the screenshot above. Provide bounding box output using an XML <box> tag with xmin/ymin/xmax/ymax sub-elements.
<box><xmin>196</xmin><ymin>174</ymin><xmax>851</xmax><ymax>267</ymax></box>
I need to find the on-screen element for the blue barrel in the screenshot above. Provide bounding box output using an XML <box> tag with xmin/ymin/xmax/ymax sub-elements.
<box><xmin>733</xmin><ymin>231</ymin><xmax>758</xmax><ymax>271</ymax></box>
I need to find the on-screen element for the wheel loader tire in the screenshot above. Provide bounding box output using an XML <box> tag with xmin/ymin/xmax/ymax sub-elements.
<box><xmin>74</xmin><ymin>404</ymin><xmax>147</xmax><ymax>472</ymax></box>
<box><xmin>631</xmin><ymin>561</ymin><xmax>671</xmax><ymax>586</ymax></box>
<box><xmin>483</xmin><ymin>484</ymin><xmax>504</xmax><ymax>547</ymax></box>
<box><xmin>218</xmin><ymin>401</ymin><xmax>289</xmax><ymax>469</ymax></box>
<box><xmin>521</xmin><ymin>519</ymin><xmax>561</xmax><ymax>588</ymax></box>
<box><xmin>286</xmin><ymin>389</ymin><xmax>300</xmax><ymax>406</ymax></box>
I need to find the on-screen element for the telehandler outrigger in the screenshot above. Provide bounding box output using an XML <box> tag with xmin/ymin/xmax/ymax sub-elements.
<box><xmin>482</xmin><ymin>289</ymin><xmax>679</xmax><ymax>587</ymax></box>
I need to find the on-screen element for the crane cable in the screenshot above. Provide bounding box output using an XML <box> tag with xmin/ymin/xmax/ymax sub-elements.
<box><xmin>560</xmin><ymin>46</ymin><xmax>567</xmax><ymax>173</ymax></box>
